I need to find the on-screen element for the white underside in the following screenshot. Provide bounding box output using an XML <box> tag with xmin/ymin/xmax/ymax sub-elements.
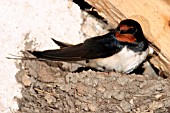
<box><xmin>88</xmin><ymin>46</ymin><xmax>149</xmax><ymax>73</ymax></box>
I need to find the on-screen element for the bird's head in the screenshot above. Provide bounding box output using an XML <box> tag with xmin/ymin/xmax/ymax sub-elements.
<box><xmin>115</xmin><ymin>19</ymin><xmax>145</xmax><ymax>43</ymax></box>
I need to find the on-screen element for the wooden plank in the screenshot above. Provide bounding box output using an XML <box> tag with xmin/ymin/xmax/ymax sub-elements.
<box><xmin>85</xmin><ymin>0</ymin><xmax>170</xmax><ymax>74</ymax></box>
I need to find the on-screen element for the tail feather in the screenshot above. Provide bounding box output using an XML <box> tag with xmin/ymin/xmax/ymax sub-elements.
<box><xmin>27</xmin><ymin>39</ymin><xmax>78</xmax><ymax>61</ymax></box>
<box><xmin>27</xmin><ymin>50</ymin><xmax>43</xmax><ymax>58</ymax></box>
<box><xmin>51</xmin><ymin>38</ymin><xmax>73</xmax><ymax>48</ymax></box>
<box><xmin>27</xmin><ymin>45</ymin><xmax>86</xmax><ymax>61</ymax></box>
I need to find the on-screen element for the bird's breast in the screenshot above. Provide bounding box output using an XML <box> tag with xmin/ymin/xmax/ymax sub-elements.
<box><xmin>88</xmin><ymin>46</ymin><xmax>149</xmax><ymax>73</ymax></box>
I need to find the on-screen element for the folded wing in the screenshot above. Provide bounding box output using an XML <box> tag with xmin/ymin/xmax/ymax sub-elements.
<box><xmin>28</xmin><ymin>32</ymin><xmax>122</xmax><ymax>61</ymax></box>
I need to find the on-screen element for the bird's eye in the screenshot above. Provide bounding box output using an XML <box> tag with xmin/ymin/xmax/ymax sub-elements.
<box><xmin>120</xmin><ymin>30</ymin><xmax>126</xmax><ymax>34</ymax></box>
<box><xmin>127</xmin><ymin>28</ymin><xmax>137</xmax><ymax>34</ymax></box>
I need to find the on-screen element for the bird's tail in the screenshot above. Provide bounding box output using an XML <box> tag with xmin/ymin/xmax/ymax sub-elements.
<box><xmin>27</xmin><ymin>43</ymin><xmax>86</xmax><ymax>61</ymax></box>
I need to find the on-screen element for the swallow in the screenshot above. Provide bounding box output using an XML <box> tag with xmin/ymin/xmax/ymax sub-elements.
<box><xmin>28</xmin><ymin>19</ymin><xmax>149</xmax><ymax>73</ymax></box>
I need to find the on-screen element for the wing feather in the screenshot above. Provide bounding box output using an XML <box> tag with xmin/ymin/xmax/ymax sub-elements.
<box><xmin>28</xmin><ymin>31</ymin><xmax>123</xmax><ymax>61</ymax></box>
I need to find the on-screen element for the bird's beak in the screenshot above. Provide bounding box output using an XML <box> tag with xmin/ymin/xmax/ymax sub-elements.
<box><xmin>114</xmin><ymin>27</ymin><xmax>118</xmax><ymax>32</ymax></box>
<box><xmin>114</xmin><ymin>27</ymin><xmax>120</xmax><ymax>33</ymax></box>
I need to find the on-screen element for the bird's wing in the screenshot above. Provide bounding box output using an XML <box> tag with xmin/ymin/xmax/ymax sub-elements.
<box><xmin>28</xmin><ymin>32</ymin><xmax>123</xmax><ymax>61</ymax></box>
